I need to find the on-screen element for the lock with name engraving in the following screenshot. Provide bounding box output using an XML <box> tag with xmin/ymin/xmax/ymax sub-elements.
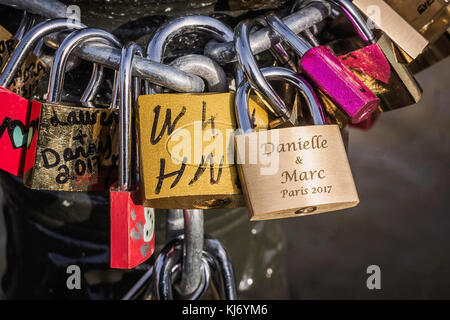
<box><xmin>23</xmin><ymin>28</ymin><xmax>121</xmax><ymax>191</ymax></box>
<box><xmin>0</xmin><ymin>18</ymin><xmax>84</xmax><ymax>177</ymax></box>
<box><xmin>137</xmin><ymin>15</ymin><xmax>269</xmax><ymax>209</ymax></box>
<box><xmin>110</xmin><ymin>42</ymin><xmax>155</xmax><ymax>269</ymax></box>
<box><xmin>234</xmin><ymin>67</ymin><xmax>359</xmax><ymax>221</ymax></box>
<box><xmin>262</xmin><ymin>13</ymin><xmax>380</xmax><ymax>124</ymax></box>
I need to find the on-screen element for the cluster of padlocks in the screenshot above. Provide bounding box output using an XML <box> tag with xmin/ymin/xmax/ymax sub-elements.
<box><xmin>0</xmin><ymin>0</ymin><xmax>448</xmax><ymax>299</ymax></box>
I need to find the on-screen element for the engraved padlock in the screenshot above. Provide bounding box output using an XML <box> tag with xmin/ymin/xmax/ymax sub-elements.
<box><xmin>138</xmin><ymin>15</ymin><xmax>269</xmax><ymax>209</ymax></box>
<box><xmin>263</xmin><ymin>13</ymin><xmax>380</xmax><ymax>124</ymax></box>
<box><xmin>352</xmin><ymin>0</ymin><xmax>430</xmax><ymax>59</ymax></box>
<box><xmin>110</xmin><ymin>42</ymin><xmax>155</xmax><ymax>269</ymax></box>
<box><xmin>234</xmin><ymin>66</ymin><xmax>359</xmax><ymax>221</ymax></box>
<box><xmin>0</xmin><ymin>18</ymin><xmax>84</xmax><ymax>177</ymax></box>
<box><xmin>384</xmin><ymin>0</ymin><xmax>449</xmax><ymax>44</ymax></box>
<box><xmin>325</xmin><ymin>0</ymin><xmax>423</xmax><ymax>113</ymax></box>
<box><xmin>23</xmin><ymin>28</ymin><xmax>121</xmax><ymax>191</ymax></box>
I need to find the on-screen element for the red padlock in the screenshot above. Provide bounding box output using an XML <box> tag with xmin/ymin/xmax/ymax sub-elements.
<box><xmin>110</xmin><ymin>42</ymin><xmax>155</xmax><ymax>269</ymax></box>
<box><xmin>0</xmin><ymin>18</ymin><xmax>85</xmax><ymax>177</ymax></box>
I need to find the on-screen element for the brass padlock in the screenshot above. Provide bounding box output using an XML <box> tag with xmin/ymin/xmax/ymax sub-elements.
<box><xmin>384</xmin><ymin>0</ymin><xmax>450</xmax><ymax>43</ymax></box>
<box><xmin>0</xmin><ymin>13</ymin><xmax>47</xmax><ymax>100</ymax></box>
<box><xmin>234</xmin><ymin>67</ymin><xmax>359</xmax><ymax>221</ymax></box>
<box><xmin>137</xmin><ymin>15</ymin><xmax>269</xmax><ymax>210</ymax></box>
<box><xmin>353</xmin><ymin>0</ymin><xmax>429</xmax><ymax>59</ymax></box>
<box><xmin>23</xmin><ymin>28</ymin><xmax>122</xmax><ymax>191</ymax></box>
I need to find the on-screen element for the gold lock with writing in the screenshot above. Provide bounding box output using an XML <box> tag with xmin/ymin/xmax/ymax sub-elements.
<box><xmin>23</xmin><ymin>29</ymin><xmax>122</xmax><ymax>191</ymax></box>
<box><xmin>234</xmin><ymin>67</ymin><xmax>359</xmax><ymax>221</ymax></box>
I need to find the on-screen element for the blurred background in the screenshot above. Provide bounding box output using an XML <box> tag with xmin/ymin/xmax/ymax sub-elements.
<box><xmin>0</xmin><ymin>0</ymin><xmax>449</xmax><ymax>299</ymax></box>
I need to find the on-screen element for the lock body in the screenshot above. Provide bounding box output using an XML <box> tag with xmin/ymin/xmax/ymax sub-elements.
<box><xmin>384</xmin><ymin>0</ymin><xmax>450</xmax><ymax>43</ymax></box>
<box><xmin>0</xmin><ymin>88</ymin><xmax>36</xmax><ymax>176</ymax></box>
<box><xmin>300</xmin><ymin>46</ymin><xmax>380</xmax><ymax>124</ymax></box>
<box><xmin>235</xmin><ymin>125</ymin><xmax>359</xmax><ymax>221</ymax></box>
<box><xmin>353</xmin><ymin>0</ymin><xmax>429</xmax><ymax>59</ymax></box>
<box><xmin>337</xmin><ymin>33</ymin><xmax>423</xmax><ymax>112</ymax></box>
<box><xmin>24</xmin><ymin>102</ymin><xmax>119</xmax><ymax>191</ymax></box>
<box><xmin>137</xmin><ymin>92</ymin><xmax>269</xmax><ymax>209</ymax></box>
<box><xmin>110</xmin><ymin>186</ymin><xmax>155</xmax><ymax>269</ymax></box>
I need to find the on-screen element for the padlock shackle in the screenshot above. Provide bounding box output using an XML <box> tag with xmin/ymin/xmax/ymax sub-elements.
<box><xmin>265</xmin><ymin>13</ymin><xmax>317</xmax><ymax>60</ymax></box>
<box><xmin>145</xmin><ymin>15</ymin><xmax>242</xmax><ymax>94</ymax></box>
<box><xmin>328</xmin><ymin>0</ymin><xmax>376</xmax><ymax>44</ymax></box>
<box><xmin>235</xmin><ymin>19</ymin><xmax>294</xmax><ymax>124</ymax></box>
<box><xmin>0</xmin><ymin>18</ymin><xmax>87</xmax><ymax>88</ymax></box>
<box><xmin>47</xmin><ymin>28</ymin><xmax>122</xmax><ymax>103</ymax></box>
<box><xmin>119</xmin><ymin>42</ymin><xmax>143</xmax><ymax>192</ymax></box>
<box><xmin>14</xmin><ymin>10</ymin><xmax>35</xmax><ymax>41</ymax></box>
<box><xmin>80</xmin><ymin>63</ymin><xmax>104</xmax><ymax>104</ymax></box>
<box><xmin>236</xmin><ymin>66</ymin><xmax>325</xmax><ymax>133</ymax></box>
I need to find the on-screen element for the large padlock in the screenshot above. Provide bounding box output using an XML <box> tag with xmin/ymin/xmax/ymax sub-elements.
<box><xmin>110</xmin><ymin>42</ymin><xmax>155</xmax><ymax>269</ymax></box>
<box><xmin>0</xmin><ymin>18</ymin><xmax>84</xmax><ymax>177</ymax></box>
<box><xmin>234</xmin><ymin>67</ymin><xmax>359</xmax><ymax>221</ymax></box>
<box><xmin>327</xmin><ymin>0</ymin><xmax>423</xmax><ymax>112</ymax></box>
<box><xmin>384</xmin><ymin>0</ymin><xmax>449</xmax><ymax>44</ymax></box>
<box><xmin>263</xmin><ymin>13</ymin><xmax>380</xmax><ymax>124</ymax></box>
<box><xmin>352</xmin><ymin>0</ymin><xmax>431</xmax><ymax>59</ymax></box>
<box><xmin>138</xmin><ymin>15</ymin><xmax>269</xmax><ymax>209</ymax></box>
<box><xmin>23</xmin><ymin>28</ymin><xmax>121</xmax><ymax>191</ymax></box>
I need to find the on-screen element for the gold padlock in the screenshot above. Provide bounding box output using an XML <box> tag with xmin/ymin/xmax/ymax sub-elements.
<box><xmin>138</xmin><ymin>15</ymin><xmax>271</xmax><ymax>209</ymax></box>
<box><xmin>137</xmin><ymin>89</ymin><xmax>269</xmax><ymax>209</ymax></box>
<box><xmin>0</xmin><ymin>20</ymin><xmax>46</xmax><ymax>100</ymax></box>
<box><xmin>23</xmin><ymin>29</ymin><xmax>122</xmax><ymax>191</ymax></box>
<box><xmin>235</xmin><ymin>67</ymin><xmax>359</xmax><ymax>221</ymax></box>
<box><xmin>384</xmin><ymin>0</ymin><xmax>450</xmax><ymax>43</ymax></box>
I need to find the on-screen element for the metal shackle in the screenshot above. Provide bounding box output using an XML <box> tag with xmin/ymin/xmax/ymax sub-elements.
<box><xmin>80</xmin><ymin>63</ymin><xmax>105</xmax><ymax>103</ymax></box>
<box><xmin>14</xmin><ymin>10</ymin><xmax>35</xmax><ymax>40</ymax></box>
<box><xmin>119</xmin><ymin>42</ymin><xmax>143</xmax><ymax>192</ymax></box>
<box><xmin>234</xmin><ymin>19</ymin><xmax>293</xmax><ymax>123</ymax></box>
<box><xmin>146</xmin><ymin>15</ymin><xmax>243</xmax><ymax>93</ymax></box>
<box><xmin>236</xmin><ymin>66</ymin><xmax>325</xmax><ymax>133</ymax></box>
<box><xmin>0</xmin><ymin>18</ymin><xmax>87</xmax><ymax>88</ymax></box>
<box><xmin>47</xmin><ymin>28</ymin><xmax>122</xmax><ymax>103</ymax></box>
<box><xmin>265</xmin><ymin>13</ymin><xmax>314</xmax><ymax>57</ymax></box>
<box><xmin>327</xmin><ymin>0</ymin><xmax>376</xmax><ymax>44</ymax></box>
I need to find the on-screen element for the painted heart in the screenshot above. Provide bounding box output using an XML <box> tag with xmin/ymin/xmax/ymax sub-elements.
<box><xmin>12</xmin><ymin>125</ymin><xmax>28</xmax><ymax>148</ymax></box>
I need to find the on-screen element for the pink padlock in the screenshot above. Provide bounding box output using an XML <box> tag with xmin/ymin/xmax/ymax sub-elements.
<box><xmin>265</xmin><ymin>13</ymin><xmax>380</xmax><ymax>124</ymax></box>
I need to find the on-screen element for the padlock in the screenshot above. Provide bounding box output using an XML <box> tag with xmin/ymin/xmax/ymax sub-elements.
<box><xmin>23</xmin><ymin>28</ymin><xmax>122</xmax><ymax>191</ymax></box>
<box><xmin>234</xmin><ymin>66</ymin><xmax>359</xmax><ymax>221</ymax></box>
<box><xmin>138</xmin><ymin>15</ymin><xmax>269</xmax><ymax>209</ymax></box>
<box><xmin>0</xmin><ymin>12</ymin><xmax>48</xmax><ymax>100</ymax></box>
<box><xmin>352</xmin><ymin>0</ymin><xmax>430</xmax><ymax>59</ymax></box>
<box><xmin>408</xmin><ymin>30</ymin><xmax>450</xmax><ymax>74</ymax></box>
<box><xmin>326</xmin><ymin>0</ymin><xmax>423</xmax><ymax>112</ymax></box>
<box><xmin>263</xmin><ymin>13</ymin><xmax>380</xmax><ymax>124</ymax></box>
<box><xmin>384</xmin><ymin>0</ymin><xmax>450</xmax><ymax>44</ymax></box>
<box><xmin>0</xmin><ymin>18</ymin><xmax>85</xmax><ymax>177</ymax></box>
<box><xmin>110</xmin><ymin>42</ymin><xmax>155</xmax><ymax>269</ymax></box>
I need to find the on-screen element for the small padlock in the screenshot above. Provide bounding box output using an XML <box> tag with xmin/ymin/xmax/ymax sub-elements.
<box><xmin>263</xmin><ymin>13</ymin><xmax>380</xmax><ymax>124</ymax></box>
<box><xmin>138</xmin><ymin>15</ymin><xmax>269</xmax><ymax>209</ymax></box>
<box><xmin>352</xmin><ymin>0</ymin><xmax>430</xmax><ymax>59</ymax></box>
<box><xmin>326</xmin><ymin>0</ymin><xmax>423</xmax><ymax>112</ymax></box>
<box><xmin>234</xmin><ymin>66</ymin><xmax>359</xmax><ymax>221</ymax></box>
<box><xmin>23</xmin><ymin>28</ymin><xmax>121</xmax><ymax>191</ymax></box>
<box><xmin>0</xmin><ymin>18</ymin><xmax>84</xmax><ymax>177</ymax></box>
<box><xmin>110</xmin><ymin>42</ymin><xmax>155</xmax><ymax>269</ymax></box>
